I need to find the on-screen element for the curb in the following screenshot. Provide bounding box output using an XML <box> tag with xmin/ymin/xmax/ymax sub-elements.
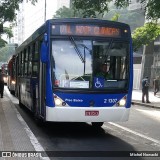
<box><xmin>132</xmin><ymin>101</ymin><xmax>160</xmax><ymax>109</ymax></box>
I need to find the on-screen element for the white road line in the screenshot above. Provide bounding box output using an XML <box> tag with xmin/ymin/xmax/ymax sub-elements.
<box><xmin>106</xmin><ymin>122</ymin><xmax>160</xmax><ymax>147</ymax></box>
<box><xmin>5</xmin><ymin>87</ymin><xmax>50</xmax><ymax>160</ymax></box>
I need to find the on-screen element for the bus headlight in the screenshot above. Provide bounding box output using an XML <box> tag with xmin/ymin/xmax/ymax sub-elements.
<box><xmin>11</xmin><ymin>80</ymin><xmax>16</xmax><ymax>84</ymax></box>
<box><xmin>54</xmin><ymin>95</ymin><xmax>67</xmax><ymax>106</ymax></box>
<box><xmin>116</xmin><ymin>96</ymin><xmax>127</xmax><ymax>107</ymax></box>
<box><xmin>55</xmin><ymin>98</ymin><xmax>62</xmax><ymax>106</ymax></box>
<box><xmin>119</xmin><ymin>99</ymin><xmax>126</xmax><ymax>106</ymax></box>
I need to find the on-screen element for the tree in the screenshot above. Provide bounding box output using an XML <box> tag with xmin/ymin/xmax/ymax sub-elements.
<box><xmin>0</xmin><ymin>0</ymin><xmax>37</xmax><ymax>49</ymax></box>
<box><xmin>0</xmin><ymin>0</ymin><xmax>37</xmax><ymax>24</ymax></box>
<box><xmin>54</xmin><ymin>6</ymin><xmax>84</xmax><ymax>18</ymax></box>
<box><xmin>0</xmin><ymin>44</ymin><xmax>16</xmax><ymax>62</ymax></box>
<box><xmin>0</xmin><ymin>27</ymin><xmax>13</xmax><ymax>48</ymax></box>
<box><xmin>54</xmin><ymin>6</ymin><xmax>74</xmax><ymax>18</ymax></box>
<box><xmin>0</xmin><ymin>38</ymin><xmax>7</xmax><ymax>48</ymax></box>
<box><xmin>72</xmin><ymin>0</ymin><xmax>160</xmax><ymax>21</ymax></box>
<box><xmin>132</xmin><ymin>23</ymin><xmax>160</xmax><ymax>51</ymax></box>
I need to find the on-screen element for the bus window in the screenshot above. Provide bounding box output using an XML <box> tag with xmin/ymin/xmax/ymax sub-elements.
<box><xmin>32</xmin><ymin>42</ymin><xmax>39</xmax><ymax>77</ymax></box>
<box><xmin>21</xmin><ymin>52</ymin><xmax>24</xmax><ymax>76</ymax></box>
<box><xmin>32</xmin><ymin>62</ymin><xmax>38</xmax><ymax>76</ymax></box>
<box><xmin>33</xmin><ymin>42</ymin><xmax>39</xmax><ymax>60</ymax></box>
<box><xmin>93</xmin><ymin>41</ymin><xmax>129</xmax><ymax>89</ymax></box>
<box><xmin>52</xmin><ymin>39</ymin><xmax>92</xmax><ymax>88</ymax></box>
<box><xmin>24</xmin><ymin>49</ymin><xmax>28</xmax><ymax>76</ymax></box>
<box><xmin>28</xmin><ymin>46</ymin><xmax>32</xmax><ymax>76</ymax></box>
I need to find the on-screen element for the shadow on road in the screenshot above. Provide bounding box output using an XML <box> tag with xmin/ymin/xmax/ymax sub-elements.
<box><xmin>15</xmin><ymin>104</ymin><xmax>145</xmax><ymax>160</ymax></box>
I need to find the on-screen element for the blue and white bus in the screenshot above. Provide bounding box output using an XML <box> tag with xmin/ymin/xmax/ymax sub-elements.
<box><xmin>15</xmin><ymin>18</ymin><xmax>133</xmax><ymax>127</ymax></box>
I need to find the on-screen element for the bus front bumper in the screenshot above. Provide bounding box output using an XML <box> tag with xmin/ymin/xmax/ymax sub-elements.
<box><xmin>46</xmin><ymin>107</ymin><xmax>130</xmax><ymax>122</ymax></box>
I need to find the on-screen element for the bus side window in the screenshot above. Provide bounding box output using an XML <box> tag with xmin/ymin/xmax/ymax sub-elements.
<box><xmin>18</xmin><ymin>53</ymin><xmax>20</xmax><ymax>76</ymax></box>
<box><xmin>24</xmin><ymin>49</ymin><xmax>28</xmax><ymax>76</ymax></box>
<box><xmin>32</xmin><ymin>42</ymin><xmax>39</xmax><ymax>77</ymax></box>
<box><xmin>28</xmin><ymin>46</ymin><xmax>32</xmax><ymax>76</ymax></box>
<box><xmin>21</xmin><ymin>51</ymin><xmax>24</xmax><ymax>76</ymax></box>
<box><xmin>32</xmin><ymin>63</ymin><xmax>38</xmax><ymax>76</ymax></box>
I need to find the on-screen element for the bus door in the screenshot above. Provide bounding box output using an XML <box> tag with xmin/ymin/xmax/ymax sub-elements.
<box><xmin>38</xmin><ymin>62</ymin><xmax>46</xmax><ymax>119</ymax></box>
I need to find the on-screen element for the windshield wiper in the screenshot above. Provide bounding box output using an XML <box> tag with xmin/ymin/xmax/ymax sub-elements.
<box><xmin>70</xmin><ymin>37</ymin><xmax>85</xmax><ymax>63</ymax></box>
<box><xmin>106</xmin><ymin>39</ymin><xmax>113</xmax><ymax>56</ymax></box>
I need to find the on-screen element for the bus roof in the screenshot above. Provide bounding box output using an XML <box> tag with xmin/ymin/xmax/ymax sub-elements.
<box><xmin>49</xmin><ymin>18</ymin><xmax>130</xmax><ymax>28</ymax></box>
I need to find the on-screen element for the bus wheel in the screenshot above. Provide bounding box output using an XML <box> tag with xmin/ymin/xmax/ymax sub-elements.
<box><xmin>92</xmin><ymin>122</ymin><xmax>104</xmax><ymax>128</ymax></box>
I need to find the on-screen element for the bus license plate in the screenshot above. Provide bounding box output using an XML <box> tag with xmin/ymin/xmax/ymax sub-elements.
<box><xmin>85</xmin><ymin>111</ymin><xmax>99</xmax><ymax>116</ymax></box>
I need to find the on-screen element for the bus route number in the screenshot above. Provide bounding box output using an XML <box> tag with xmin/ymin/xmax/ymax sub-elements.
<box><xmin>104</xmin><ymin>99</ymin><xmax>117</xmax><ymax>103</ymax></box>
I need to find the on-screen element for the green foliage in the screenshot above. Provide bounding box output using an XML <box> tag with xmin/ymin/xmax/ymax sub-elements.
<box><xmin>104</xmin><ymin>8</ymin><xmax>145</xmax><ymax>31</ymax></box>
<box><xmin>0</xmin><ymin>44</ymin><xmax>15</xmax><ymax>62</ymax></box>
<box><xmin>0</xmin><ymin>39</ymin><xmax>7</xmax><ymax>48</ymax></box>
<box><xmin>145</xmin><ymin>0</ymin><xmax>160</xmax><ymax>20</ymax></box>
<box><xmin>54</xmin><ymin>6</ymin><xmax>84</xmax><ymax>18</ymax></box>
<box><xmin>72</xmin><ymin>0</ymin><xmax>112</xmax><ymax>18</ymax></box>
<box><xmin>111</xmin><ymin>13</ymin><xmax>120</xmax><ymax>21</ymax></box>
<box><xmin>0</xmin><ymin>27</ymin><xmax>14</xmax><ymax>48</ymax></box>
<box><xmin>3</xmin><ymin>27</ymin><xmax>13</xmax><ymax>38</ymax></box>
<box><xmin>54</xmin><ymin>6</ymin><xmax>74</xmax><ymax>18</ymax></box>
<box><xmin>132</xmin><ymin>23</ymin><xmax>160</xmax><ymax>51</ymax></box>
<box><xmin>0</xmin><ymin>0</ymin><xmax>37</xmax><ymax>50</ymax></box>
<box><xmin>0</xmin><ymin>0</ymin><xmax>37</xmax><ymax>23</ymax></box>
<box><xmin>72</xmin><ymin>0</ymin><xmax>160</xmax><ymax>21</ymax></box>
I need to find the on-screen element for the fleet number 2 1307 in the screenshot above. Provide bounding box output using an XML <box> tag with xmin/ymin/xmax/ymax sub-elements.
<box><xmin>104</xmin><ymin>99</ymin><xmax>118</xmax><ymax>103</ymax></box>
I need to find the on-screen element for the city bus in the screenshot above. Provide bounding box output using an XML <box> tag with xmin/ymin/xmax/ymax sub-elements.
<box><xmin>7</xmin><ymin>55</ymin><xmax>16</xmax><ymax>94</ymax></box>
<box><xmin>15</xmin><ymin>18</ymin><xmax>133</xmax><ymax>127</ymax></box>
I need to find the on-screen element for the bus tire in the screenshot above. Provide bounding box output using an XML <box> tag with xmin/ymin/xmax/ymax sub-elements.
<box><xmin>92</xmin><ymin>122</ymin><xmax>104</xmax><ymax>128</ymax></box>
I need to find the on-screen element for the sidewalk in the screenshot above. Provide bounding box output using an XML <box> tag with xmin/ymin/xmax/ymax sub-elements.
<box><xmin>0</xmin><ymin>87</ymin><xmax>44</xmax><ymax>159</ymax></box>
<box><xmin>132</xmin><ymin>90</ymin><xmax>160</xmax><ymax>109</ymax></box>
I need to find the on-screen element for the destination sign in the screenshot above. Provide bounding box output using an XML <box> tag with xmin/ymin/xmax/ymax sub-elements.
<box><xmin>52</xmin><ymin>24</ymin><xmax>121</xmax><ymax>37</ymax></box>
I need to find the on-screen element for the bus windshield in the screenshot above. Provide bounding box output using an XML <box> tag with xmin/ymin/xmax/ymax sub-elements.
<box><xmin>51</xmin><ymin>38</ymin><xmax>129</xmax><ymax>90</ymax></box>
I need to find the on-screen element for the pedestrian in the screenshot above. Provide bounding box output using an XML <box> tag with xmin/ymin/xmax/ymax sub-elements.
<box><xmin>142</xmin><ymin>76</ymin><xmax>151</xmax><ymax>103</ymax></box>
<box><xmin>0</xmin><ymin>69</ymin><xmax>4</xmax><ymax>98</ymax></box>
<box><xmin>153</xmin><ymin>76</ymin><xmax>159</xmax><ymax>96</ymax></box>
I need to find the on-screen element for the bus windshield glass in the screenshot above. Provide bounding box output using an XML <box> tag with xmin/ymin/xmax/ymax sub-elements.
<box><xmin>52</xmin><ymin>38</ymin><xmax>129</xmax><ymax>90</ymax></box>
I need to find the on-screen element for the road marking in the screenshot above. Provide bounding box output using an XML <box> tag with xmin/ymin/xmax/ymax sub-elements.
<box><xmin>105</xmin><ymin>122</ymin><xmax>160</xmax><ymax>147</ymax></box>
<box><xmin>5</xmin><ymin>87</ymin><xmax>50</xmax><ymax>160</ymax></box>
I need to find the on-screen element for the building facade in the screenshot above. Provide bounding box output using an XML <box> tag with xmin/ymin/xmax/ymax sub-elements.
<box><xmin>10</xmin><ymin>0</ymin><xmax>71</xmax><ymax>45</ymax></box>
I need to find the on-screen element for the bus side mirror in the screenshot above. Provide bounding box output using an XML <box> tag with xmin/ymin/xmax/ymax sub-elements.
<box><xmin>40</xmin><ymin>42</ymin><xmax>48</xmax><ymax>63</ymax></box>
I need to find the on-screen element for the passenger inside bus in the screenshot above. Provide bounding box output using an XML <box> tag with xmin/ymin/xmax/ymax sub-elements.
<box><xmin>96</xmin><ymin>63</ymin><xmax>112</xmax><ymax>80</ymax></box>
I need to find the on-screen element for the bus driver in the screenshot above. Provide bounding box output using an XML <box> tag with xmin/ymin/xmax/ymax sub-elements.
<box><xmin>96</xmin><ymin>63</ymin><xmax>112</xmax><ymax>79</ymax></box>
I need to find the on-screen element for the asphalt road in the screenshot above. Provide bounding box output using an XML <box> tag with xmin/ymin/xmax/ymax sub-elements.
<box><xmin>6</xmin><ymin>87</ymin><xmax>160</xmax><ymax>160</ymax></box>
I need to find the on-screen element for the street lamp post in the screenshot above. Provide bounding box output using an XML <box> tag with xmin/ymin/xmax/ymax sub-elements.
<box><xmin>44</xmin><ymin>0</ymin><xmax>46</xmax><ymax>22</ymax></box>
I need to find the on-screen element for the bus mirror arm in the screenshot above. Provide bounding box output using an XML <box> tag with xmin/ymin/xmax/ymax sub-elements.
<box><xmin>40</xmin><ymin>41</ymin><xmax>48</xmax><ymax>63</ymax></box>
